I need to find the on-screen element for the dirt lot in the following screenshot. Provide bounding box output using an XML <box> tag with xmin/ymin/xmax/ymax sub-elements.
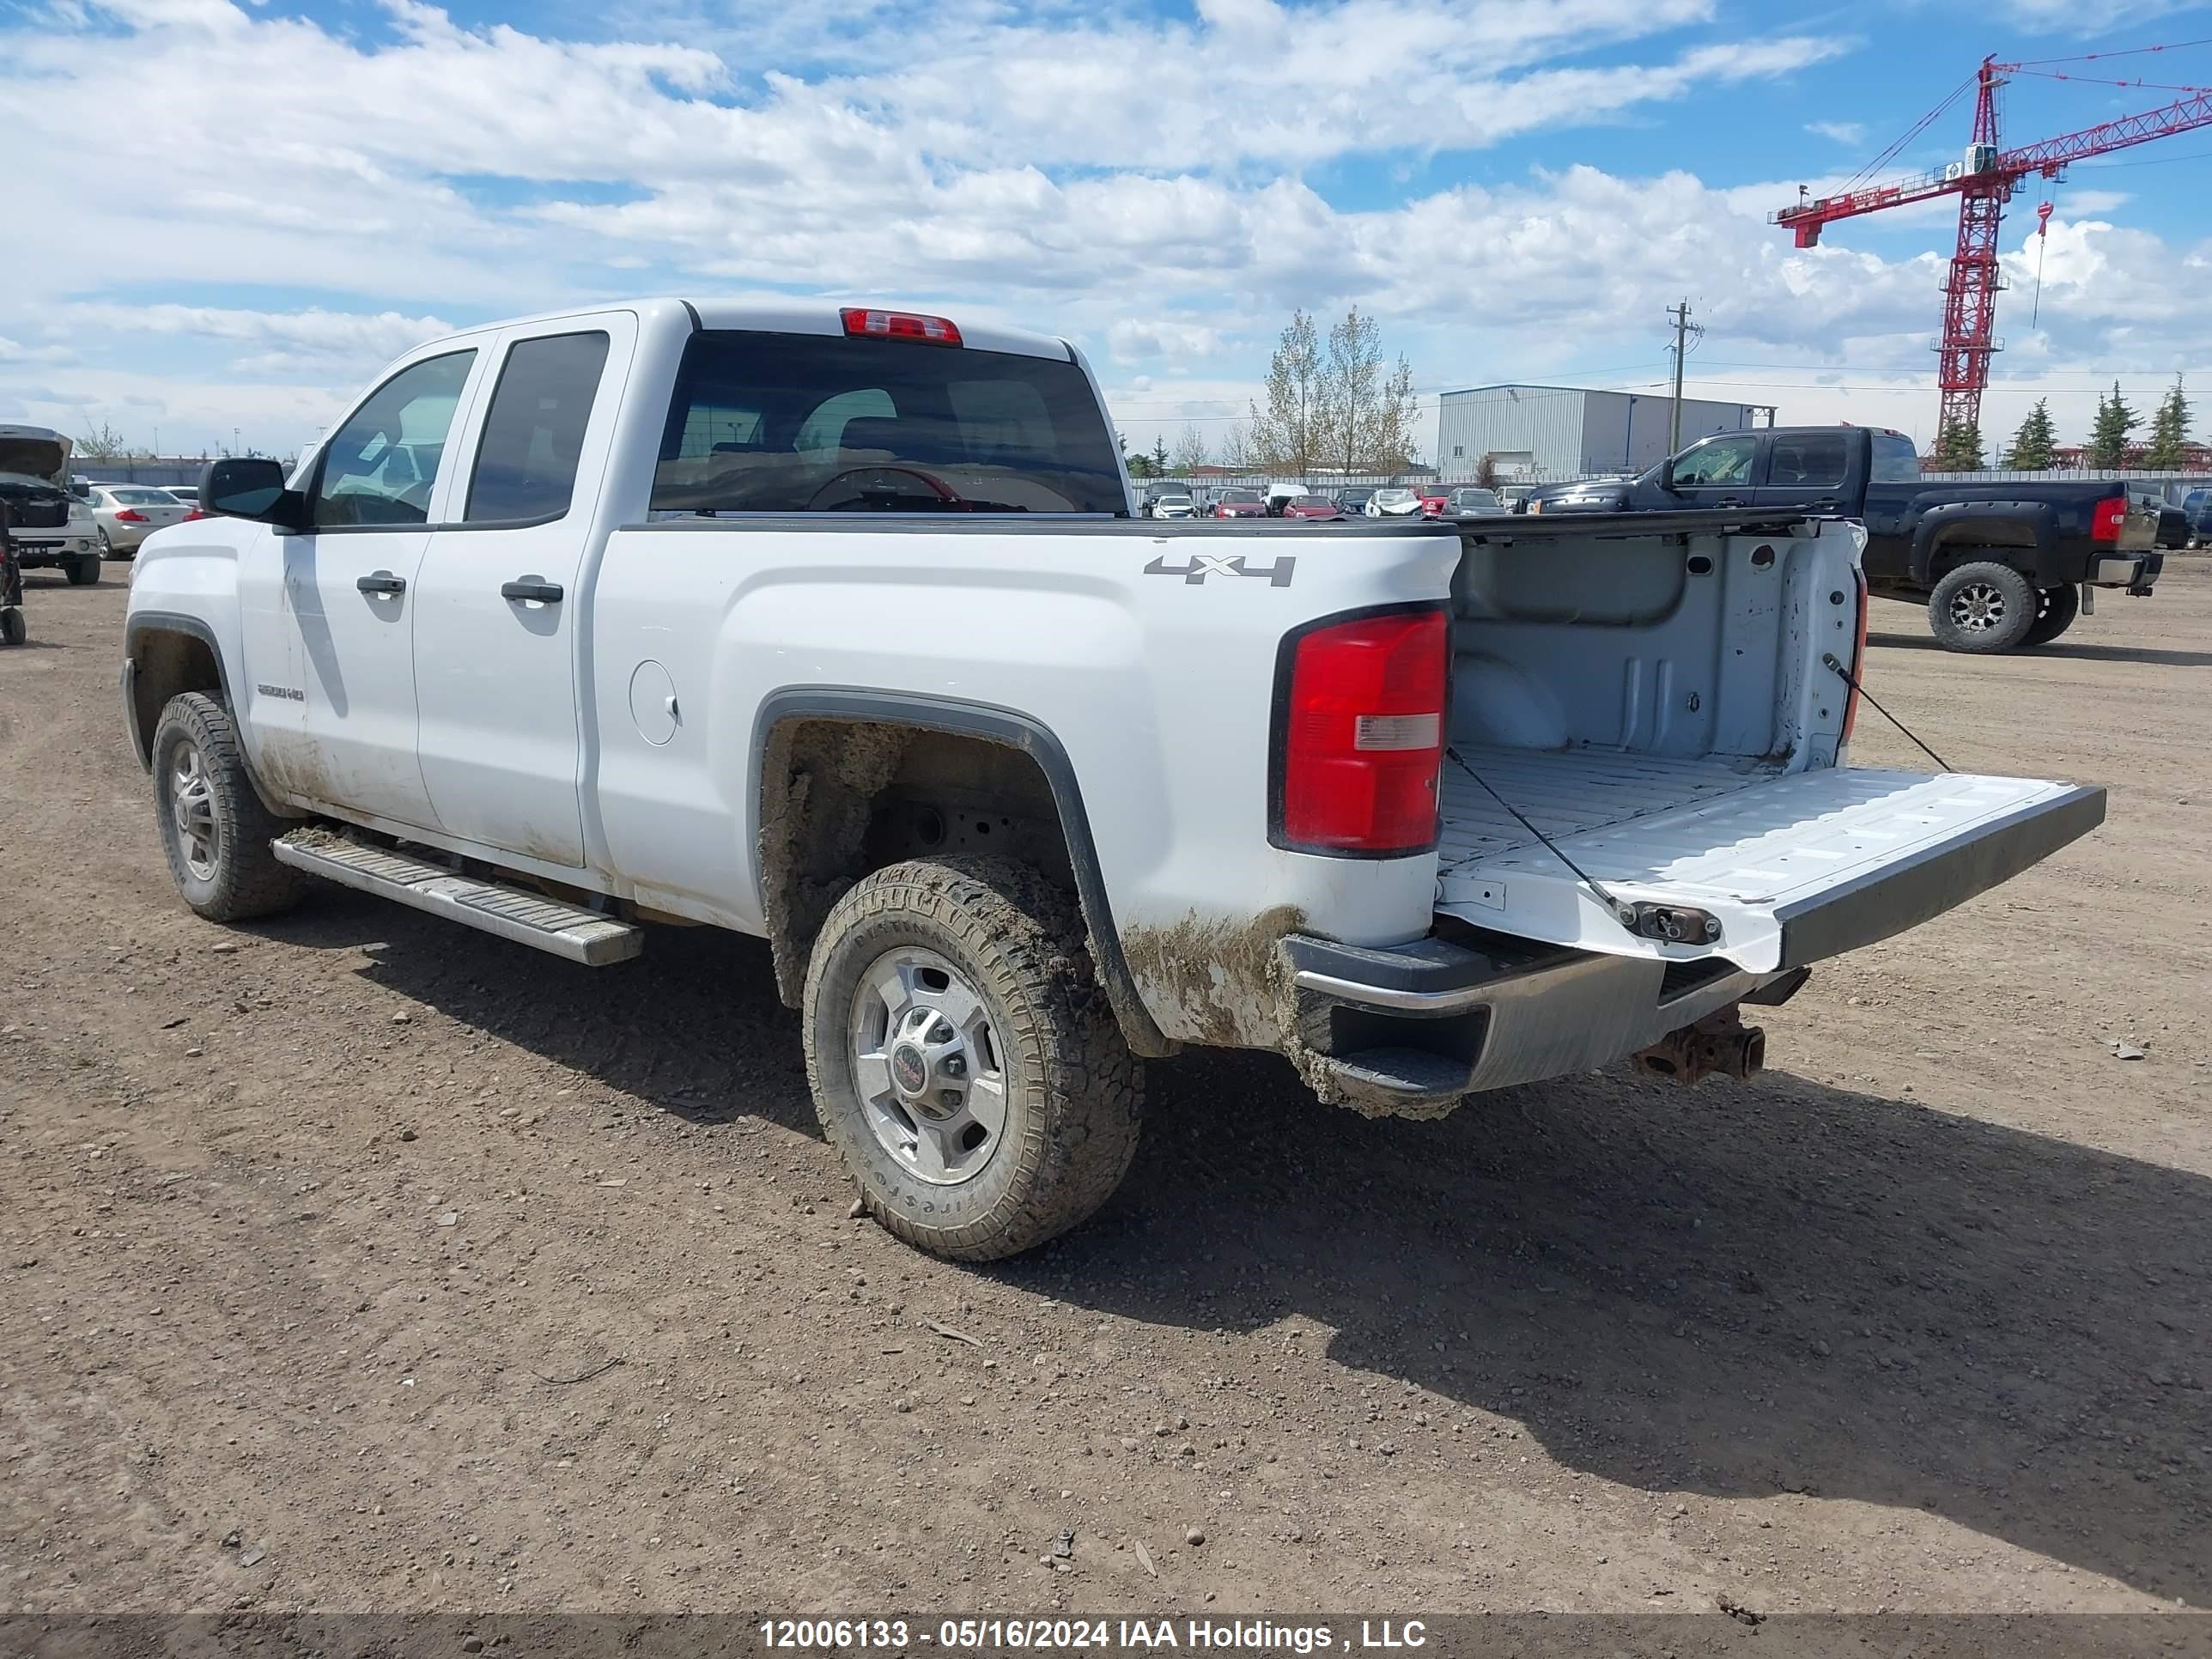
<box><xmin>3</xmin><ymin>561</ymin><xmax>2209</xmax><ymax>1620</ymax></box>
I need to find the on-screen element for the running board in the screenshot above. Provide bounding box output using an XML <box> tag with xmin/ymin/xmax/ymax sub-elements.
<box><xmin>271</xmin><ymin>831</ymin><xmax>642</xmax><ymax>966</ymax></box>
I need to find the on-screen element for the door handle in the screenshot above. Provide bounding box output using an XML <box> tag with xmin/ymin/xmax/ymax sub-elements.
<box><xmin>1717</xmin><ymin>496</ymin><xmax>1747</xmax><ymax>508</ymax></box>
<box><xmin>356</xmin><ymin>571</ymin><xmax>406</xmax><ymax>595</ymax></box>
<box><xmin>501</xmin><ymin>579</ymin><xmax>563</xmax><ymax>604</ymax></box>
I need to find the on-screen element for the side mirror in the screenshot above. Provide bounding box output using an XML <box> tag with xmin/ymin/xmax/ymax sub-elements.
<box><xmin>1657</xmin><ymin>463</ymin><xmax>1681</xmax><ymax>494</ymax></box>
<box><xmin>203</xmin><ymin>457</ymin><xmax>306</xmax><ymax>529</ymax></box>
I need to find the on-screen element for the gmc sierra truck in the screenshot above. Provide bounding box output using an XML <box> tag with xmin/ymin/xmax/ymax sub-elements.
<box><xmin>122</xmin><ymin>301</ymin><xmax>2105</xmax><ymax>1261</ymax></box>
<box><xmin>0</xmin><ymin>425</ymin><xmax>103</xmax><ymax>585</ymax></box>
<box><xmin>1519</xmin><ymin>426</ymin><xmax>2160</xmax><ymax>653</ymax></box>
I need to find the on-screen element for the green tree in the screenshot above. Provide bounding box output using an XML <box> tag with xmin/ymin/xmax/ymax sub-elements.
<box><xmin>1929</xmin><ymin>421</ymin><xmax>1984</xmax><ymax>472</ymax></box>
<box><xmin>1151</xmin><ymin>434</ymin><xmax>1170</xmax><ymax>477</ymax></box>
<box><xmin>2087</xmin><ymin>380</ymin><xmax>2140</xmax><ymax>468</ymax></box>
<box><xmin>2145</xmin><ymin>375</ymin><xmax>2191</xmax><ymax>471</ymax></box>
<box><xmin>2002</xmin><ymin>399</ymin><xmax>2057</xmax><ymax>471</ymax></box>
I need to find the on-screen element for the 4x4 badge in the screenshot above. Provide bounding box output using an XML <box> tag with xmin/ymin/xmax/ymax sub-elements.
<box><xmin>1143</xmin><ymin>553</ymin><xmax>1296</xmax><ymax>587</ymax></box>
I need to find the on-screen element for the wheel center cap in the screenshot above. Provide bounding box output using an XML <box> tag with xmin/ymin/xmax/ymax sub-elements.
<box><xmin>890</xmin><ymin>1042</ymin><xmax>929</xmax><ymax>1098</ymax></box>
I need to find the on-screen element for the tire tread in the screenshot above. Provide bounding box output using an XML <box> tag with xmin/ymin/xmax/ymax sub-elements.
<box><xmin>152</xmin><ymin>692</ymin><xmax>305</xmax><ymax>922</ymax></box>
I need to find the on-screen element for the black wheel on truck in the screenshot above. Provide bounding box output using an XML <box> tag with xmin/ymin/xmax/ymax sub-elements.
<box><xmin>66</xmin><ymin>552</ymin><xmax>101</xmax><ymax>586</ymax></box>
<box><xmin>150</xmin><ymin>691</ymin><xmax>306</xmax><ymax>923</ymax></box>
<box><xmin>803</xmin><ymin>855</ymin><xmax>1144</xmax><ymax>1263</ymax></box>
<box><xmin>2020</xmin><ymin>582</ymin><xmax>2081</xmax><ymax>648</ymax></box>
<box><xmin>1929</xmin><ymin>561</ymin><xmax>2037</xmax><ymax>653</ymax></box>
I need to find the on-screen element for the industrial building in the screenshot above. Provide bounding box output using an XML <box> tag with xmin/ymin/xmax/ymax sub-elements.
<box><xmin>1434</xmin><ymin>385</ymin><xmax>1768</xmax><ymax>481</ymax></box>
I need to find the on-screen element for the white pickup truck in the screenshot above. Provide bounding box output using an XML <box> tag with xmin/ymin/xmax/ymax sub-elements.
<box><xmin>123</xmin><ymin>299</ymin><xmax>2104</xmax><ymax>1261</ymax></box>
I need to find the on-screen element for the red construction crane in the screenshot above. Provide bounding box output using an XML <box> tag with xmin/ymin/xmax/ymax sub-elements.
<box><xmin>1771</xmin><ymin>49</ymin><xmax>2212</xmax><ymax>452</ymax></box>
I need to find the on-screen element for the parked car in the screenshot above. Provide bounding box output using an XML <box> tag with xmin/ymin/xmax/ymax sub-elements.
<box><xmin>1334</xmin><ymin>487</ymin><xmax>1375</xmax><ymax>518</ymax></box>
<box><xmin>1144</xmin><ymin>491</ymin><xmax>1195</xmax><ymax>520</ymax></box>
<box><xmin>2182</xmin><ymin>489</ymin><xmax>2212</xmax><ymax>548</ymax></box>
<box><xmin>1516</xmin><ymin>427</ymin><xmax>2160</xmax><ymax>653</ymax></box>
<box><xmin>1442</xmin><ymin>486</ymin><xmax>1506</xmax><ymax>516</ymax></box>
<box><xmin>125</xmin><ymin>297</ymin><xmax>2103</xmax><ymax>1264</ymax></box>
<box><xmin>2142</xmin><ymin>492</ymin><xmax>2189</xmax><ymax>550</ymax></box>
<box><xmin>164</xmin><ymin>486</ymin><xmax>202</xmax><ymax>507</ymax></box>
<box><xmin>87</xmin><ymin>483</ymin><xmax>193</xmax><ymax>558</ymax></box>
<box><xmin>0</xmin><ymin>425</ymin><xmax>102</xmax><ymax>584</ymax></box>
<box><xmin>1364</xmin><ymin>487</ymin><xmax>1423</xmax><ymax>517</ymax></box>
<box><xmin>1415</xmin><ymin>486</ymin><xmax>1449</xmax><ymax>517</ymax></box>
<box><xmin>1280</xmin><ymin>495</ymin><xmax>1342</xmax><ymax>520</ymax></box>
<box><xmin>1211</xmin><ymin>488</ymin><xmax>1267</xmax><ymax>520</ymax></box>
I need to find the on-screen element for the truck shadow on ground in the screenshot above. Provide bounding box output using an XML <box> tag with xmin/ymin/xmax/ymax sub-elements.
<box><xmin>1868</xmin><ymin>629</ymin><xmax>2212</xmax><ymax>669</ymax></box>
<box><xmin>262</xmin><ymin>892</ymin><xmax>2208</xmax><ymax>1607</ymax></box>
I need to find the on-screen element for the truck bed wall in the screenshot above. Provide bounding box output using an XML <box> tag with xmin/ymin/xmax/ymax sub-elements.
<box><xmin>1447</xmin><ymin>522</ymin><xmax>1863</xmax><ymax>770</ymax></box>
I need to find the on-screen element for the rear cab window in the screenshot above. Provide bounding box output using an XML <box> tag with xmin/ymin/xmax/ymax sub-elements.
<box><xmin>1870</xmin><ymin>434</ymin><xmax>1920</xmax><ymax>483</ymax></box>
<box><xmin>652</xmin><ymin>331</ymin><xmax>1127</xmax><ymax>516</ymax></box>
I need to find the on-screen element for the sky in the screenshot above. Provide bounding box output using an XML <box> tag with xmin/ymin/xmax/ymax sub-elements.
<box><xmin>7</xmin><ymin>0</ymin><xmax>2212</xmax><ymax>465</ymax></box>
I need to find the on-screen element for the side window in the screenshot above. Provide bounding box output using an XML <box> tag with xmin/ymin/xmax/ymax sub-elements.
<box><xmin>464</xmin><ymin>331</ymin><xmax>611</xmax><ymax>524</ymax></box>
<box><xmin>312</xmin><ymin>351</ymin><xmax>475</xmax><ymax>528</ymax></box>
<box><xmin>1871</xmin><ymin>434</ymin><xmax>1922</xmax><ymax>483</ymax></box>
<box><xmin>1672</xmin><ymin>436</ymin><xmax>1757</xmax><ymax>487</ymax></box>
<box><xmin>1767</xmin><ymin>432</ymin><xmax>1847</xmax><ymax>488</ymax></box>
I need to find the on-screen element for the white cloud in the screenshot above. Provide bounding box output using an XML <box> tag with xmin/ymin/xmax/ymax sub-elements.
<box><xmin>1805</xmin><ymin>120</ymin><xmax>1865</xmax><ymax>145</ymax></box>
<box><xmin>4</xmin><ymin>0</ymin><xmax>2209</xmax><ymax>459</ymax></box>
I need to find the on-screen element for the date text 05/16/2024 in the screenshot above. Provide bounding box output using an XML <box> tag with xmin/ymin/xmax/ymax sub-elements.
<box><xmin>757</xmin><ymin>1619</ymin><xmax>1430</xmax><ymax>1651</ymax></box>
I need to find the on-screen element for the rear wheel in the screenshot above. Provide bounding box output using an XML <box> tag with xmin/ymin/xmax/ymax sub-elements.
<box><xmin>1929</xmin><ymin>562</ymin><xmax>2035</xmax><ymax>653</ymax></box>
<box><xmin>150</xmin><ymin>692</ymin><xmax>305</xmax><ymax>922</ymax></box>
<box><xmin>803</xmin><ymin>855</ymin><xmax>1143</xmax><ymax>1262</ymax></box>
<box><xmin>66</xmin><ymin>552</ymin><xmax>101</xmax><ymax>586</ymax></box>
<box><xmin>0</xmin><ymin>609</ymin><xmax>23</xmax><ymax>647</ymax></box>
<box><xmin>2020</xmin><ymin>582</ymin><xmax>2081</xmax><ymax>648</ymax></box>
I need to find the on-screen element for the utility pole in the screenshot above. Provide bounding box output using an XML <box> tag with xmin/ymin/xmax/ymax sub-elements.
<box><xmin>1667</xmin><ymin>300</ymin><xmax>1693</xmax><ymax>451</ymax></box>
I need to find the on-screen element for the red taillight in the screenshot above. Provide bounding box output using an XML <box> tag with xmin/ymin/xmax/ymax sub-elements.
<box><xmin>113</xmin><ymin>507</ymin><xmax>148</xmax><ymax>523</ymax></box>
<box><xmin>1274</xmin><ymin>607</ymin><xmax>1449</xmax><ymax>855</ymax></box>
<box><xmin>1841</xmin><ymin>567</ymin><xmax>1869</xmax><ymax>744</ymax></box>
<box><xmin>2091</xmin><ymin>495</ymin><xmax>2126</xmax><ymax>542</ymax></box>
<box><xmin>840</xmin><ymin>307</ymin><xmax>963</xmax><ymax>346</ymax></box>
<box><xmin>183</xmin><ymin>507</ymin><xmax>206</xmax><ymax>521</ymax></box>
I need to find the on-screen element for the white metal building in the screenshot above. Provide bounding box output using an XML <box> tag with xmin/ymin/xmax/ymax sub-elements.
<box><xmin>1435</xmin><ymin>385</ymin><xmax>1765</xmax><ymax>481</ymax></box>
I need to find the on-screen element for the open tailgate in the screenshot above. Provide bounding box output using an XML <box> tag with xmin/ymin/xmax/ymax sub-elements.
<box><xmin>1435</xmin><ymin>751</ymin><xmax>2104</xmax><ymax>975</ymax></box>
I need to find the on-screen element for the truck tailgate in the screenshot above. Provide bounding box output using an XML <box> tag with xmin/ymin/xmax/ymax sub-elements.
<box><xmin>1435</xmin><ymin>746</ymin><xmax>2104</xmax><ymax>974</ymax></box>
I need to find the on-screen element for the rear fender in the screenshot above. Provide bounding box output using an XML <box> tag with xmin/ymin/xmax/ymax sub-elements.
<box><xmin>1910</xmin><ymin>501</ymin><xmax>2061</xmax><ymax>586</ymax></box>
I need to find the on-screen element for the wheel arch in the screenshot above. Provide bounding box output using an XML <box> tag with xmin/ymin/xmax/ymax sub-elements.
<box><xmin>125</xmin><ymin>611</ymin><xmax>299</xmax><ymax>818</ymax></box>
<box><xmin>750</xmin><ymin>690</ymin><xmax>1176</xmax><ymax>1059</ymax></box>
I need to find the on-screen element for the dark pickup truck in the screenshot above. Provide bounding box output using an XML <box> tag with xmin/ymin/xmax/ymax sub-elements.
<box><xmin>1519</xmin><ymin>426</ymin><xmax>2162</xmax><ymax>653</ymax></box>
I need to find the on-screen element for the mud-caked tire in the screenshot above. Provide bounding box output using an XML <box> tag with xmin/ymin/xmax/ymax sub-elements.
<box><xmin>1929</xmin><ymin>561</ymin><xmax>2036</xmax><ymax>653</ymax></box>
<box><xmin>150</xmin><ymin>692</ymin><xmax>306</xmax><ymax>923</ymax></box>
<box><xmin>803</xmin><ymin>856</ymin><xmax>1143</xmax><ymax>1262</ymax></box>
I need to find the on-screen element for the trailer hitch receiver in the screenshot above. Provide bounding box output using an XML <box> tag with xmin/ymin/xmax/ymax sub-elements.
<box><xmin>1633</xmin><ymin>1004</ymin><xmax>1765</xmax><ymax>1085</ymax></box>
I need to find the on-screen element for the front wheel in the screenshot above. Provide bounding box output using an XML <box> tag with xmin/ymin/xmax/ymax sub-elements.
<box><xmin>150</xmin><ymin>692</ymin><xmax>306</xmax><ymax>922</ymax></box>
<box><xmin>1929</xmin><ymin>562</ymin><xmax>2036</xmax><ymax>653</ymax></box>
<box><xmin>2020</xmin><ymin>582</ymin><xmax>2081</xmax><ymax>648</ymax></box>
<box><xmin>803</xmin><ymin>856</ymin><xmax>1144</xmax><ymax>1262</ymax></box>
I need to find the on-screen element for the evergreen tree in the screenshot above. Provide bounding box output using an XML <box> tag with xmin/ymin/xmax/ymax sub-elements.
<box><xmin>1151</xmin><ymin>434</ymin><xmax>1170</xmax><ymax>477</ymax></box>
<box><xmin>2145</xmin><ymin>375</ymin><xmax>2191</xmax><ymax>471</ymax></box>
<box><xmin>2087</xmin><ymin>380</ymin><xmax>2140</xmax><ymax>468</ymax></box>
<box><xmin>1929</xmin><ymin>421</ymin><xmax>1984</xmax><ymax>473</ymax></box>
<box><xmin>2002</xmin><ymin>399</ymin><xmax>2057</xmax><ymax>471</ymax></box>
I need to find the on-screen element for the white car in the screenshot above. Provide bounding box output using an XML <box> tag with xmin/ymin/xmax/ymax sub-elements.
<box><xmin>123</xmin><ymin>297</ymin><xmax>2103</xmax><ymax>1263</ymax></box>
<box><xmin>0</xmin><ymin>425</ymin><xmax>102</xmax><ymax>584</ymax></box>
<box><xmin>1144</xmin><ymin>491</ymin><xmax>1195</xmax><ymax>519</ymax></box>
<box><xmin>1364</xmin><ymin>487</ymin><xmax>1423</xmax><ymax>517</ymax></box>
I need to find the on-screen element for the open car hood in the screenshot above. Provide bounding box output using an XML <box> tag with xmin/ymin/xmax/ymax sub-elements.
<box><xmin>0</xmin><ymin>427</ymin><xmax>72</xmax><ymax>485</ymax></box>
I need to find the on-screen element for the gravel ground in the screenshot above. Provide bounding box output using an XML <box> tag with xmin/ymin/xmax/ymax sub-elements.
<box><xmin>3</xmin><ymin>560</ymin><xmax>2208</xmax><ymax>1618</ymax></box>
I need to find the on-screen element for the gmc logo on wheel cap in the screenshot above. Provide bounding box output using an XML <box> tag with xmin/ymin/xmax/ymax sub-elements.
<box><xmin>1143</xmin><ymin>553</ymin><xmax>1296</xmax><ymax>587</ymax></box>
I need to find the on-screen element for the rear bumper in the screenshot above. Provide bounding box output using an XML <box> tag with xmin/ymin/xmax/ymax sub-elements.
<box><xmin>2091</xmin><ymin>550</ymin><xmax>2162</xmax><ymax>592</ymax></box>
<box><xmin>1278</xmin><ymin>931</ymin><xmax>1796</xmax><ymax>1115</ymax></box>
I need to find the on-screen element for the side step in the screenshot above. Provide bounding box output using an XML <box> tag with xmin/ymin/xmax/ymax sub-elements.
<box><xmin>272</xmin><ymin>830</ymin><xmax>642</xmax><ymax>966</ymax></box>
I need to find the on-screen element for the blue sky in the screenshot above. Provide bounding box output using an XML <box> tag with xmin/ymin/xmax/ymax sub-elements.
<box><xmin>6</xmin><ymin>0</ymin><xmax>2212</xmax><ymax>462</ymax></box>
